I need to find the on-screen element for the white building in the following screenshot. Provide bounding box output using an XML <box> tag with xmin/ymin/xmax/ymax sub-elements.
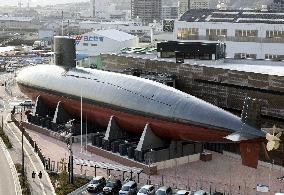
<box><xmin>161</xmin><ymin>5</ymin><xmax>179</xmax><ymax>20</ymax></box>
<box><xmin>178</xmin><ymin>0</ymin><xmax>189</xmax><ymax>17</ymax></box>
<box><xmin>190</xmin><ymin>0</ymin><xmax>210</xmax><ymax>9</ymax></box>
<box><xmin>75</xmin><ymin>29</ymin><xmax>139</xmax><ymax>56</ymax></box>
<box><xmin>89</xmin><ymin>0</ymin><xmax>114</xmax><ymax>19</ymax></box>
<box><xmin>174</xmin><ymin>9</ymin><xmax>284</xmax><ymax>60</ymax></box>
<box><xmin>79</xmin><ymin>21</ymin><xmax>154</xmax><ymax>36</ymax></box>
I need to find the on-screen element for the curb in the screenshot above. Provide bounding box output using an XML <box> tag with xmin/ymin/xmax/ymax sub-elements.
<box><xmin>0</xmin><ymin>137</ymin><xmax>22</xmax><ymax>195</ymax></box>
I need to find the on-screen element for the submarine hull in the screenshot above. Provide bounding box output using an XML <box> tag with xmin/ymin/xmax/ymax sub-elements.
<box><xmin>19</xmin><ymin>84</ymin><xmax>229</xmax><ymax>142</ymax></box>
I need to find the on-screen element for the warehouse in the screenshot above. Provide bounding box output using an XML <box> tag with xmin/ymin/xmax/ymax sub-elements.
<box><xmin>75</xmin><ymin>29</ymin><xmax>139</xmax><ymax>56</ymax></box>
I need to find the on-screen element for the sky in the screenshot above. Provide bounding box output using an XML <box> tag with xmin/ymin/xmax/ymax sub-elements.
<box><xmin>1</xmin><ymin>0</ymin><xmax>89</xmax><ymax>7</ymax></box>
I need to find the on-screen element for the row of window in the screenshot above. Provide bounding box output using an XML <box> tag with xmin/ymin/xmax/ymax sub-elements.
<box><xmin>177</xmin><ymin>28</ymin><xmax>284</xmax><ymax>39</ymax></box>
<box><xmin>233</xmin><ymin>53</ymin><xmax>284</xmax><ymax>60</ymax></box>
<box><xmin>83</xmin><ymin>43</ymin><xmax>98</xmax><ymax>47</ymax></box>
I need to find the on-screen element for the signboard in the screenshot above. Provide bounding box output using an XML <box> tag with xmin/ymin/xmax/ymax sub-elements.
<box><xmin>256</xmin><ymin>184</ymin><xmax>269</xmax><ymax>193</ymax></box>
<box><xmin>75</xmin><ymin>35</ymin><xmax>104</xmax><ymax>45</ymax></box>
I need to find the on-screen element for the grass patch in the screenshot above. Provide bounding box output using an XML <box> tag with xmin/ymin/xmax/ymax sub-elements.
<box><xmin>0</xmin><ymin>126</ymin><xmax>12</xmax><ymax>149</ymax></box>
<box><xmin>15</xmin><ymin>163</ymin><xmax>31</xmax><ymax>195</ymax></box>
<box><xmin>49</xmin><ymin>171</ymin><xmax>90</xmax><ymax>195</ymax></box>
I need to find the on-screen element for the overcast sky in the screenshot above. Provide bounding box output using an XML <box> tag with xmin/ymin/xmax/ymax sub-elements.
<box><xmin>1</xmin><ymin>0</ymin><xmax>89</xmax><ymax>7</ymax></box>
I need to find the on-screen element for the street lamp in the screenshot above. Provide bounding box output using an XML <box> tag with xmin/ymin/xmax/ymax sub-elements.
<box><xmin>65</xmin><ymin>119</ymin><xmax>75</xmax><ymax>184</ymax></box>
<box><xmin>20</xmin><ymin>109</ymin><xmax>25</xmax><ymax>178</ymax></box>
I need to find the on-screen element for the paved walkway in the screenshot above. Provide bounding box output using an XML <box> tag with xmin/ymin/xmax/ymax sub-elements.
<box><xmin>0</xmin><ymin>79</ymin><xmax>56</xmax><ymax>195</ymax></box>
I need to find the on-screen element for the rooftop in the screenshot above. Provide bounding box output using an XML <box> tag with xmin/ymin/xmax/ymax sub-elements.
<box><xmin>180</xmin><ymin>9</ymin><xmax>284</xmax><ymax>24</ymax></box>
<box><xmin>109</xmin><ymin>53</ymin><xmax>284</xmax><ymax>77</ymax></box>
<box><xmin>95</xmin><ymin>29</ymin><xmax>137</xmax><ymax>42</ymax></box>
<box><xmin>0</xmin><ymin>16</ymin><xmax>34</xmax><ymax>22</ymax></box>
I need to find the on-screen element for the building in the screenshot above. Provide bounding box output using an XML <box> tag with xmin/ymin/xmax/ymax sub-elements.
<box><xmin>178</xmin><ymin>0</ymin><xmax>189</xmax><ymax>17</ymax></box>
<box><xmin>75</xmin><ymin>29</ymin><xmax>139</xmax><ymax>56</ymax></box>
<box><xmin>131</xmin><ymin>0</ymin><xmax>162</xmax><ymax>24</ymax></box>
<box><xmin>271</xmin><ymin>0</ymin><xmax>284</xmax><ymax>11</ymax></box>
<box><xmin>190</xmin><ymin>0</ymin><xmax>210</xmax><ymax>9</ymax></box>
<box><xmin>161</xmin><ymin>5</ymin><xmax>179</xmax><ymax>20</ymax></box>
<box><xmin>90</xmin><ymin>0</ymin><xmax>96</xmax><ymax>17</ymax></box>
<box><xmin>157</xmin><ymin>41</ymin><xmax>226</xmax><ymax>60</ymax></box>
<box><xmin>79</xmin><ymin>21</ymin><xmax>152</xmax><ymax>36</ymax></box>
<box><xmin>0</xmin><ymin>16</ymin><xmax>39</xmax><ymax>30</ymax></box>
<box><xmin>174</xmin><ymin>9</ymin><xmax>284</xmax><ymax>60</ymax></box>
<box><xmin>89</xmin><ymin>0</ymin><xmax>114</xmax><ymax>19</ymax></box>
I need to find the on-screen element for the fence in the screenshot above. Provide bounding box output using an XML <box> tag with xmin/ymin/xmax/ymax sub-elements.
<box><xmin>11</xmin><ymin>113</ymin><xmax>46</xmax><ymax>166</ymax></box>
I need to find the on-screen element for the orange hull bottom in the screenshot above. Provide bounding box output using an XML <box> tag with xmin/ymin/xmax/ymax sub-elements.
<box><xmin>19</xmin><ymin>84</ymin><xmax>229</xmax><ymax>142</ymax></box>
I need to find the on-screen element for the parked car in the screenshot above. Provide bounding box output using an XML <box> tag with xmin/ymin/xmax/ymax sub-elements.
<box><xmin>137</xmin><ymin>185</ymin><xmax>156</xmax><ymax>195</ymax></box>
<box><xmin>6</xmin><ymin>67</ymin><xmax>15</xmax><ymax>72</ymax></box>
<box><xmin>103</xmin><ymin>179</ymin><xmax>122</xmax><ymax>194</ymax></box>
<box><xmin>19</xmin><ymin>100</ymin><xmax>35</xmax><ymax>107</ymax></box>
<box><xmin>119</xmin><ymin>181</ymin><xmax>138</xmax><ymax>195</ymax></box>
<box><xmin>155</xmin><ymin>186</ymin><xmax>172</xmax><ymax>195</ymax></box>
<box><xmin>194</xmin><ymin>190</ymin><xmax>207</xmax><ymax>195</ymax></box>
<box><xmin>176</xmin><ymin>190</ymin><xmax>191</xmax><ymax>195</ymax></box>
<box><xmin>87</xmin><ymin>176</ymin><xmax>106</xmax><ymax>193</ymax></box>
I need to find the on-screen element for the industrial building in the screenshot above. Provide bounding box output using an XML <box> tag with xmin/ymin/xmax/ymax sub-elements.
<box><xmin>131</xmin><ymin>0</ymin><xmax>162</xmax><ymax>24</ymax></box>
<box><xmin>97</xmin><ymin>44</ymin><xmax>284</xmax><ymax>166</ymax></box>
<box><xmin>161</xmin><ymin>5</ymin><xmax>179</xmax><ymax>20</ymax></box>
<box><xmin>75</xmin><ymin>29</ymin><xmax>139</xmax><ymax>56</ymax></box>
<box><xmin>190</xmin><ymin>0</ymin><xmax>210</xmax><ymax>9</ymax></box>
<box><xmin>174</xmin><ymin>9</ymin><xmax>284</xmax><ymax>60</ymax></box>
<box><xmin>178</xmin><ymin>0</ymin><xmax>189</xmax><ymax>17</ymax></box>
<box><xmin>271</xmin><ymin>0</ymin><xmax>284</xmax><ymax>11</ymax></box>
<box><xmin>0</xmin><ymin>16</ymin><xmax>39</xmax><ymax>30</ymax></box>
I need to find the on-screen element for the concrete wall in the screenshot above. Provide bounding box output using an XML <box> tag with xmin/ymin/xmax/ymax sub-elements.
<box><xmin>153</xmin><ymin>153</ymin><xmax>200</xmax><ymax>170</ymax></box>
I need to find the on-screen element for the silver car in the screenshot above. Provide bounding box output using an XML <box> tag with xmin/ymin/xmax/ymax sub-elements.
<box><xmin>137</xmin><ymin>185</ymin><xmax>155</xmax><ymax>195</ymax></box>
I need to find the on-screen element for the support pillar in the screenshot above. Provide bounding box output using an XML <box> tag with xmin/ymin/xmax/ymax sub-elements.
<box><xmin>103</xmin><ymin>116</ymin><xmax>126</xmax><ymax>150</ymax></box>
<box><xmin>52</xmin><ymin>101</ymin><xmax>70</xmax><ymax>124</ymax></box>
<box><xmin>33</xmin><ymin>95</ymin><xmax>48</xmax><ymax>117</ymax></box>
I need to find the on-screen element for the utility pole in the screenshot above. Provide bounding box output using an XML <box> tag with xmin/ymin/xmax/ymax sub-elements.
<box><xmin>65</xmin><ymin>119</ymin><xmax>74</xmax><ymax>184</ymax></box>
<box><xmin>61</xmin><ymin>11</ymin><xmax>64</xmax><ymax>36</ymax></box>
<box><xmin>21</xmin><ymin>125</ymin><xmax>25</xmax><ymax>177</ymax></box>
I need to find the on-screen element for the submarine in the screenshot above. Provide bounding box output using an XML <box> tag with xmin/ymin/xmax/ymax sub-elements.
<box><xmin>16</xmin><ymin>37</ymin><xmax>266</xmax><ymax>168</ymax></box>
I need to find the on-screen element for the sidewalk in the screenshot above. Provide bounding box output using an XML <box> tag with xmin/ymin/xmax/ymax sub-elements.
<box><xmin>3</xmin><ymin>114</ymin><xmax>56</xmax><ymax>195</ymax></box>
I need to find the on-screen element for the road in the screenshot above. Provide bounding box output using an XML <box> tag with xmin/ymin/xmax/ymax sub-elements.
<box><xmin>0</xmin><ymin>71</ymin><xmax>56</xmax><ymax>195</ymax></box>
<box><xmin>0</xmin><ymin>139</ymin><xmax>18</xmax><ymax>195</ymax></box>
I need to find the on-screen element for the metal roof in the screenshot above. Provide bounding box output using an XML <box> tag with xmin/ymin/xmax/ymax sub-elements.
<box><xmin>180</xmin><ymin>9</ymin><xmax>284</xmax><ymax>24</ymax></box>
<box><xmin>95</xmin><ymin>29</ymin><xmax>137</xmax><ymax>42</ymax></box>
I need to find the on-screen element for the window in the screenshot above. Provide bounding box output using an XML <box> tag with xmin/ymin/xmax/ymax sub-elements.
<box><xmin>177</xmin><ymin>28</ymin><xmax>199</xmax><ymax>40</ymax></box>
<box><xmin>265</xmin><ymin>54</ymin><xmax>284</xmax><ymax>60</ymax></box>
<box><xmin>83</xmin><ymin>43</ymin><xmax>88</xmax><ymax>46</ymax></box>
<box><xmin>235</xmin><ymin>30</ymin><xmax>258</xmax><ymax>37</ymax></box>
<box><xmin>206</xmin><ymin>29</ymin><xmax>227</xmax><ymax>41</ymax></box>
<box><xmin>91</xmin><ymin>44</ymin><xmax>97</xmax><ymax>46</ymax></box>
<box><xmin>266</xmin><ymin>30</ymin><xmax>284</xmax><ymax>38</ymax></box>
<box><xmin>234</xmin><ymin>53</ymin><xmax>256</xmax><ymax>59</ymax></box>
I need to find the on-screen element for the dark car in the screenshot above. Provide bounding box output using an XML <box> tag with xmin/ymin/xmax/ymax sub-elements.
<box><xmin>103</xmin><ymin>179</ymin><xmax>122</xmax><ymax>195</ymax></box>
<box><xmin>87</xmin><ymin>176</ymin><xmax>106</xmax><ymax>192</ymax></box>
